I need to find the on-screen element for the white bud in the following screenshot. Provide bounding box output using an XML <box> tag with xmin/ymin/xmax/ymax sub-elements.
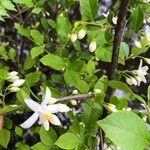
<box><xmin>78</xmin><ymin>29</ymin><xmax>86</xmax><ymax>39</ymax></box>
<box><xmin>112</xmin><ymin>16</ymin><xmax>118</xmax><ymax>24</ymax></box>
<box><xmin>11</xmin><ymin>79</ymin><xmax>25</xmax><ymax>87</ymax></box>
<box><xmin>130</xmin><ymin>77</ymin><xmax>138</xmax><ymax>86</ymax></box>
<box><xmin>126</xmin><ymin>77</ymin><xmax>133</xmax><ymax>85</ymax></box>
<box><xmin>9</xmin><ymin>87</ymin><xmax>20</xmax><ymax>92</ymax></box>
<box><xmin>8</xmin><ymin>71</ymin><xmax>18</xmax><ymax>76</ymax></box>
<box><xmin>144</xmin><ymin>58</ymin><xmax>150</xmax><ymax>64</ymax></box>
<box><xmin>107</xmin><ymin>104</ymin><xmax>118</xmax><ymax>112</ymax></box>
<box><xmin>70</xmin><ymin>33</ymin><xmax>77</xmax><ymax>42</ymax></box>
<box><xmin>134</xmin><ymin>40</ymin><xmax>141</xmax><ymax>48</ymax></box>
<box><xmin>89</xmin><ymin>41</ymin><xmax>96</xmax><ymax>52</ymax></box>
<box><xmin>94</xmin><ymin>89</ymin><xmax>101</xmax><ymax>94</ymax></box>
<box><xmin>7</xmin><ymin>75</ymin><xmax>19</xmax><ymax>82</ymax></box>
<box><xmin>71</xmin><ymin>100</ymin><xmax>77</xmax><ymax>106</ymax></box>
<box><xmin>72</xmin><ymin>89</ymin><xmax>78</xmax><ymax>95</ymax></box>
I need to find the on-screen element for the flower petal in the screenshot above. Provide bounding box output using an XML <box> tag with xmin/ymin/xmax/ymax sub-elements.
<box><xmin>42</xmin><ymin>87</ymin><xmax>51</xmax><ymax>106</ymax></box>
<box><xmin>49</xmin><ymin>114</ymin><xmax>61</xmax><ymax>126</ymax></box>
<box><xmin>43</xmin><ymin>120</ymin><xmax>49</xmax><ymax>131</ymax></box>
<box><xmin>138</xmin><ymin>59</ymin><xmax>143</xmax><ymax>69</ymax></box>
<box><xmin>20</xmin><ymin>112</ymin><xmax>38</xmax><ymax>129</ymax></box>
<box><xmin>25</xmin><ymin>99</ymin><xmax>40</xmax><ymax>112</ymax></box>
<box><xmin>45</xmin><ymin>104</ymin><xmax>70</xmax><ymax>113</ymax></box>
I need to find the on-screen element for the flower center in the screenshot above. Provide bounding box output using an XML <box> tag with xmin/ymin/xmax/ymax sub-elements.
<box><xmin>43</xmin><ymin>112</ymin><xmax>53</xmax><ymax>121</ymax></box>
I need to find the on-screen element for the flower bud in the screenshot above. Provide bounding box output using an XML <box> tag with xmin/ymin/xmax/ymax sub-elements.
<box><xmin>11</xmin><ymin>79</ymin><xmax>25</xmax><ymax>87</ymax></box>
<box><xmin>144</xmin><ymin>58</ymin><xmax>150</xmax><ymax>64</ymax></box>
<box><xmin>94</xmin><ymin>88</ymin><xmax>101</xmax><ymax>94</ymax></box>
<box><xmin>78</xmin><ymin>29</ymin><xmax>86</xmax><ymax>39</ymax></box>
<box><xmin>8</xmin><ymin>71</ymin><xmax>18</xmax><ymax>76</ymax></box>
<box><xmin>70</xmin><ymin>33</ymin><xmax>77</xmax><ymax>42</ymax></box>
<box><xmin>9</xmin><ymin>87</ymin><xmax>20</xmax><ymax>92</ymax></box>
<box><xmin>134</xmin><ymin>40</ymin><xmax>141</xmax><ymax>48</ymax></box>
<box><xmin>107</xmin><ymin>103</ymin><xmax>118</xmax><ymax>112</ymax></box>
<box><xmin>72</xmin><ymin>89</ymin><xmax>78</xmax><ymax>95</ymax></box>
<box><xmin>48</xmin><ymin>98</ymin><xmax>58</xmax><ymax>104</ymax></box>
<box><xmin>89</xmin><ymin>40</ymin><xmax>96</xmax><ymax>52</ymax></box>
<box><xmin>7</xmin><ymin>75</ymin><xmax>19</xmax><ymax>82</ymax></box>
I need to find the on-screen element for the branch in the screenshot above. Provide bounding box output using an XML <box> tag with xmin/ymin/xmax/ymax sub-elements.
<box><xmin>110</xmin><ymin>0</ymin><xmax>129</xmax><ymax>80</ymax></box>
<box><xmin>57</xmin><ymin>93</ymin><xmax>94</xmax><ymax>101</ymax></box>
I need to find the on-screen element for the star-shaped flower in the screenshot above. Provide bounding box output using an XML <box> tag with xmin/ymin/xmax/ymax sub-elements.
<box><xmin>20</xmin><ymin>87</ymin><xmax>70</xmax><ymax>131</ymax></box>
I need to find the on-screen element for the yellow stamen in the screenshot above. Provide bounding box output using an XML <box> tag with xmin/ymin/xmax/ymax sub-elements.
<box><xmin>43</xmin><ymin>112</ymin><xmax>53</xmax><ymax>121</ymax></box>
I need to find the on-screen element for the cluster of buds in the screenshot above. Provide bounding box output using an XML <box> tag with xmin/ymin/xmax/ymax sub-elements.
<box><xmin>70</xmin><ymin>28</ymin><xmax>86</xmax><ymax>43</ymax></box>
<box><xmin>6</xmin><ymin>71</ymin><xmax>25</xmax><ymax>92</ymax></box>
<box><xmin>125</xmin><ymin>60</ymin><xmax>148</xmax><ymax>86</ymax></box>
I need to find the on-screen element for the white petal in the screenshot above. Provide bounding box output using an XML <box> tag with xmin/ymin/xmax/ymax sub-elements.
<box><xmin>45</xmin><ymin>104</ymin><xmax>70</xmax><ymax>113</ymax></box>
<box><xmin>43</xmin><ymin>120</ymin><xmax>49</xmax><ymax>131</ymax></box>
<box><xmin>42</xmin><ymin>87</ymin><xmax>51</xmax><ymax>106</ymax></box>
<box><xmin>49</xmin><ymin>114</ymin><xmax>61</xmax><ymax>126</ymax></box>
<box><xmin>11</xmin><ymin>79</ymin><xmax>25</xmax><ymax>87</ymax></box>
<box><xmin>48</xmin><ymin>97</ymin><xmax>58</xmax><ymax>104</ymax></box>
<box><xmin>57</xmin><ymin>104</ymin><xmax>71</xmax><ymax>112</ymax></box>
<box><xmin>20</xmin><ymin>112</ymin><xmax>38</xmax><ymax>129</ymax></box>
<box><xmin>25</xmin><ymin>99</ymin><xmax>40</xmax><ymax>112</ymax></box>
<box><xmin>140</xmin><ymin>66</ymin><xmax>149</xmax><ymax>73</ymax></box>
<box><xmin>138</xmin><ymin>59</ymin><xmax>143</xmax><ymax>69</ymax></box>
<box><xmin>44</xmin><ymin>105</ymin><xmax>60</xmax><ymax>113</ymax></box>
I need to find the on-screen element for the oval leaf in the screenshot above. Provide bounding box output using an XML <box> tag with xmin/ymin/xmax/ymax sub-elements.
<box><xmin>55</xmin><ymin>133</ymin><xmax>81</xmax><ymax>149</ymax></box>
<box><xmin>40</xmin><ymin>53</ymin><xmax>65</xmax><ymax>71</ymax></box>
<box><xmin>97</xmin><ymin>111</ymin><xmax>150</xmax><ymax>150</ymax></box>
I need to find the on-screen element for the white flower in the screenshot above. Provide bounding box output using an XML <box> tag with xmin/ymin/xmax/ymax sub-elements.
<box><xmin>20</xmin><ymin>87</ymin><xmax>70</xmax><ymax>131</ymax></box>
<box><xmin>134</xmin><ymin>59</ymin><xmax>148</xmax><ymax>86</ymax></box>
<box><xmin>9</xmin><ymin>87</ymin><xmax>20</xmax><ymax>92</ymax></box>
<box><xmin>78</xmin><ymin>29</ymin><xmax>86</xmax><ymax>39</ymax></box>
<box><xmin>70</xmin><ymin>33</ymin><xmax>77</xmax><ymax>42</ymax></box>
<box><xmin>7</xmin><ymin>71</ymin><xmax>19</xmax><ymax>82</ymax></box>
<box><xmin>8</xmin><ymin>71</ymin><xmax>18</xmax><ymax>76</ymax></box>
<box><xmin>102</xmin><ymin>11</ymin><xmax>109</xmax><ymax>18</ymax></box>
<box><xmin>11</xmin><ymin>79</ymin><xmax>25</xmax><ymax>87</ymax></box>
<box><xmin>89</xmin><ymin>40</ymin><xmax>96</xmax><ymax>52</ymax></box>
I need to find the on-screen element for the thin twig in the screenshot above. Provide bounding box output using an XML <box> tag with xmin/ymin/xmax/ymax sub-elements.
<box><xmin>57</xmin><ymin>93</ymin><xmax>94</xmax><ymax>101</ymax></box>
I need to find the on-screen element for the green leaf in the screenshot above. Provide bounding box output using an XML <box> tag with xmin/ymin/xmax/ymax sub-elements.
<box><xmin>107</xmin><ymin>80</ymin><xmax>132</xmax><ymax>94</ymax></box>
<box><xmin>31</xmin><ymin>142</ymin><xmax>49</xmax><ymax>150</ymax></box>
<box><xmin>24</xmin><ymin>57</ymin><xmax>36</xmax><ymax>70</ymax></box>
<box><xmin>131</xmin><ymin>47</ymin><xmax>148</xmax><ymax>56</ymax></box>
<box><xmin>148</xmin><ymin>85</ymin><xmax>150</xmax><ymax>108</ymax></box>
<box><xmin>0</xmin><ymin>105</ymin><xmax>23</xmax><ymax>115</ymax></box>
<box><xmin>25</xmin><ymin>71</ymin><xmax>41</xmax><ymax>87</ymax></box>
<box><xmin>80</xmin><ymin>0</ymin><xmax>99</xmax><ymax>20</ymax></box>
<box><xmin>107</xmin><ymin>80</ymin><xmax>146</xmax><ymax>104</ymax></box>
<box><xmin>30</xmin><ymin>30</ymin><xmax>44</xmax><ymax>45</ymax></box>
<box><xmin>12</xmin><ymin>0</ymin><xmax>34</xmax><ymax>8</ymax></box>
<box><xmin>31</xmin><ymin>46</ymin><xmax>44</xmax><ymax>59</ymax></box>
<box><xmin>1</xmin><ymin>0</ymin><xmax>16</xmax><ymax>11</ymax></box>
<box><xmin>64</xmin><ymin>70</ymin><xmax>89</xmax><ymax>93</ymax></box>
<box><xmin>40</xmin><ymin>53</ymin><xmax>65</xmax><ymax>71</ymax></box>
<box><xmin>0</xmin><ymin>129</ymin><xmax>10</xmax><ymax>148</ymax></box>
<box><xmin>130</xmin><ymin>6</ymin><xmax>144</xmax><ymax>32</ymax></box>
<box><xmin>39</xmin><ymin>127</ymin><xmax>57</xmax><ymax>146</ymax></box>
<box><xmin>55</xmin><ymin>133</ymin><xmax>81</xmax><ymax>149</ymax></box>
<box><xmin>8</xmin><ymin>48</ymin><xmax>16</xmax><ymax>59</ymax></box>
<box><xmin>86</xmin><ymin>60</ymin><xmax>95</xmax><ymax>74</ymax></box>
<box><xmin>119</xmin><ymin>42</ymin><xmax>129</xmax><ymax>64</ymax></box>
<box><xmin>97</xmin><ymin>111</ymin><xmax>150</xmax><ymax>150</ymax></box>
<box><xmin>56</xmin><ymin>14</ymin><xmax>71</xmax><ymax>39</ymax></box>
<box><xmin>15</xmin><ymin>126</ymin><xmax>23</xmax><ymax>137</ymax></box>
<box><xmin>15</xmin><ymin>23</ymin><xmax>30</xmax><ymax>37</ymax></box>
<box><xmin>95</xmin><ymin>46</ymin><xmax>112</xmax><ymax>62</ymax></box>
<box><xmin>0</xmin><ymin>69</ymin><xmax>8</xmax><ymax>80</ymax></box>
